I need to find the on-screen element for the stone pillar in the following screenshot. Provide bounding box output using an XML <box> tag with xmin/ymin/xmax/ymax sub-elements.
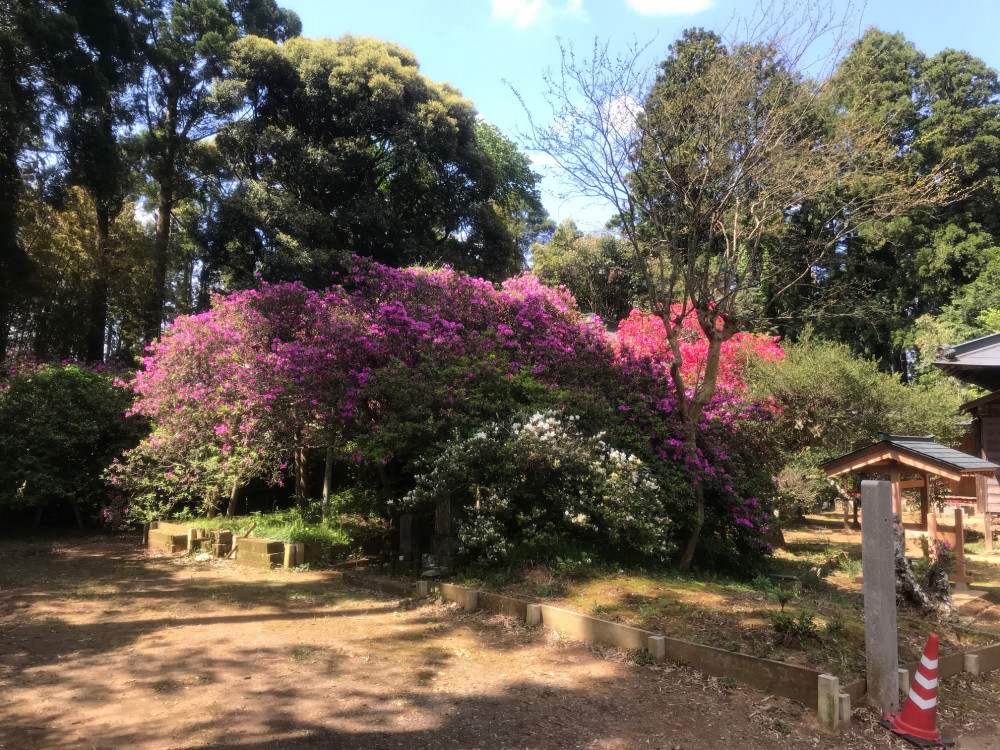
<box><xmin>526</xmin><ymin>603</ymin><xmax>542</xmax><ymax>627</ymax></box>
<box><xmin>964</xmin><ymin>653</ymin><xmax>981</xmax><ymax>676</ymax></box>
<box><xmin>415</xmin><ymin>581</ymin><xmax>429</xmax><ymax>599</ymax></box>
<box><xmin>817</xmin><ymin>673</ymin><xmax>840</xmax><ymax>730</ymax></box>
<box><xmin>862</xmin><ymin>480</ymin><xmax>900</xmax><ymax>713</ymax></box>
<box><xmin>897</xmin><ymin>668</ymin><xmax>909</xmax><ymax>702</ymax></box>
<box><xmin>283</xmin><ymin>543</ymin><xmax>295</xmax><ymax>569</ymax></box>
<box><xmin>463</xmin><ymin>589</ymin><xmax>478</xmax><ymax>612</ymax></box>
<box><xmin>647</xmin><ymin>635</ymin><xmax>666</xmax><ymax>662</ymax></box>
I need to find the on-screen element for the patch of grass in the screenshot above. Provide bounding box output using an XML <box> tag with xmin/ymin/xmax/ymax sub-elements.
<box><xmin>825</xmin><ymin>615</ymin><xmax>846</xmax><ymax>635</ymax></box>
<box><xmin>774</xmin><ymin>720</ymin><xmax>792</xmax><ymax>734</ymax></box>
<box><xmin>632</xmin><ymin>650</ymin><xmax>657</xmax><ymax>667</ymax></box>
<box><xmin>719</xmin><ymin>676</ymin><xmax>738</xmax><ymax>690</ymax></box>
<box><xmin>837</xmin><ymin>554</ymin><xmax>862</xmax><ymax>579</ymax></box>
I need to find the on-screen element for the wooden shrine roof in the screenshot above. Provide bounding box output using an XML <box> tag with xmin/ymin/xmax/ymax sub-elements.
<box><xmin>821</xmin><ymin>434</ymin><xmax>1000</xmax><ymax>482</ymax></box>
<box><xmin>934</xmin><ymin>333</ymin><xmax>1000</xmax><ymax>390</ymax></box>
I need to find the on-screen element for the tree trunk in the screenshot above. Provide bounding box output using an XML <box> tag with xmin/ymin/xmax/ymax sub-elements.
<box><xmin>294</xmin><ymin>445</ymin><xmax>308</xmax><ymax>509</ymax></box>
<box><xmin>69</xmin><ymin>497</ymin><xmax>84</xmax><ymax>530</ymax></box>
<box><xmin>225</xmin><ymin>479</ymin><xmax>240</xmax><ymax>518</ymax></box>
<box><xmin>145</xmin><ymin>175</ymin><xmax>172</xmax><ymax>345</ymax></box>
<box><xmin>32</xmin><ymin>501</ymin><xmax>46</xmax><ymax>530</ymax></box>
<box><xmin>206</xmin><ymin>486</ymin><xmax>220</xmax><ymax>520</ymax></box>
<box><xmin>146</xmin><ymin>85</ymin><xmax>179</xmax><ymax>346</ymax></box>
<box><xmin>0</xmin><ymin>283</ymin><xmax>9</xmax><ymax>366</ymax></box>
<box><xmin>677</xmin><ymin>422</ymin><xmax>704</xmax><ymax>572</ymax></box>
<box><xmin>894</xmin><ymin>517</ymin><xmax>932</xmax><ymax>611</ymax></box>
<box><xmin>677</xmin><ymin>486</ymin><xmax>705</xmax><ymax>572</ymax></box>
<box><xmin>322</xmin><ymin>445</ymin><xmax>334</xmax><ymax>519</ymax></box>
<box><xmin>85</xmin><ymin>209</ymin><xmax>110</xmax><ymax>363</ymax></box>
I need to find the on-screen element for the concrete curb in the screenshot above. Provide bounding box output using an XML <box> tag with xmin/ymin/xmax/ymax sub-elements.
<box><xmin>343</xmin><ymin>574</ymin><xmax>828</xmax><ymax>706</ymax></box>
<box><xmin>337</xmin><ymin>571</ymin><xmax>1000</xmax><ymax>725</ymax></box>
<box><xmin>145</xmin><ymin>520</ymin><xmax>349</xmax><ymax>568</ymax></box>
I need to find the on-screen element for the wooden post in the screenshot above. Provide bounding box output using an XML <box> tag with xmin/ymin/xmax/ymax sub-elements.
<box><xmin>889</xmin><ymin>468</ymin><xmax>902</xmax><ymax>516</ymax></box>
<box><xmin>861</xmin><ymin>480</ymin><xmax>900</xmax><ymax>714</ymax></box>
<box><xmin>842</xmin><ymin>476</ymin><xmax>851</xmax><ymax>532</ymax></box>
<box><xmin>954</xmin><ymin>508</ymin><xmax>969</xmax><ymax>589</ymax></box>
<box><xmin>928</xmin><ymin>511</ymin><xmax>938</xmax><ymax>543</ymax></box>
<box><xmin>918</xmin><ymin>473</ymin><xmax>930</xmax><ymax>530</ymax></box>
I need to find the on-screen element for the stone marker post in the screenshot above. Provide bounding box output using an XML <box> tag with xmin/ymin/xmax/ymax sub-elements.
<box><xmin>862</xmin><ymin>479</ymin><xmax>899</xmax><ymax>713</ymax></box>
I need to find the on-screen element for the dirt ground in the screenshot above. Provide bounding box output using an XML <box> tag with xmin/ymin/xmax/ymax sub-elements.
<box><xmin>2</xmin><ymin>535</ymin><xmax>1000</xmax><ymax>750</ymax></box>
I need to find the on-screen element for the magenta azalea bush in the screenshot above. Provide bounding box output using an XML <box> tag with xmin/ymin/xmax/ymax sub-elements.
<box><xmin>111</xmin><ymin>259</ymin><xmax>780</xmax><ymax>568</ymax></box>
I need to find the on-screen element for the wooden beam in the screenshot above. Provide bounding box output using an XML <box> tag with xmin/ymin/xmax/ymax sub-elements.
<box><xmin>890</xmin><ymin>468</ymin><xmax>902</xmax><ymax>516</ymax></box>
<box><xmin>919</xmin><ymin>473</ymin><xmax>930</xmax><ymax>530</ymax></box>
<box><xmin>885</xmin><ymin>450</ymin><xmax>963</xmax><ymax>481</ymax></box>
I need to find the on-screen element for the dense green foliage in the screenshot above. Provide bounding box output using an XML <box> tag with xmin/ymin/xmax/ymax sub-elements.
<box><xmin>772</xmin><ymin>28</ymin><xmax>1000</xmax><ymax>373</ymax></box>
<box><xmin>212</xmin><ymin>35</ymin><xmax>535</xmax><ymax>285</ymax></box>
<box><xmin>531</xmin><ymin>220</ymin><xmax>646</xmax><ymax>323</ymax></box>
<box><xmin>747</xmin><ymin>340</ymin><xmax>967</xmax><ymax>515</ymax></box>
<box><xmin>2</xmin><ymin>3</ymin><xmax>544</xmax><ymax>365</ymax></box>
<box><xmin>0</xmin><ymin>365</ymin><xmax>147</xmax><ymax>516</ymax></box>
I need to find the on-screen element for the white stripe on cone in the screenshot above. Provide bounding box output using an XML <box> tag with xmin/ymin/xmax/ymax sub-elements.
<box><xmin>907</xmin><ymin>689</ymin><xmax>937</xmax><ymax>711</ymax></box>
<box><xmin>914</xmin><ymin>671</ymin><xmax>939</xmax><ymax>690</ymax></box>
<box><xmin>920</xmin><ymin>655</ymin><xmax>939</xmax><ymax>670</ymax></box>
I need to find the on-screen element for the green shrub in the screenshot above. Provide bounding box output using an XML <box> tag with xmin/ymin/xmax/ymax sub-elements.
<box><xmin>838</xmin><ymin>554</ymin><xmax>862</xmax><ymax>580</ymax></box>
<box><xmin>770</xmin><ymin>609</ymin><xmax>818</xmax><ymax>643</ymax></box>
<box><xmin>401</xmin><ymin>411</ymin><xmax>677</xmax><ymax>567</ymax></box>
<box><xmin>0</xmin><ymin>365</ymin><xmax>146</xmax><ymax>520</ymax></box>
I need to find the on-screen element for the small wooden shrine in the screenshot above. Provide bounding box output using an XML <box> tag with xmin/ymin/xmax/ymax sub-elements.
<box><xmin>822</xmin><ymin>434</ymin><xmax>1000</xmax><ymax>585</ymax></box>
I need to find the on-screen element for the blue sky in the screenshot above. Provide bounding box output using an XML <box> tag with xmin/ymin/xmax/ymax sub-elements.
<box><xmin>280</xmin><ymin>0</ymin><xmax>1000</xmax><ymax>230</ymax></box>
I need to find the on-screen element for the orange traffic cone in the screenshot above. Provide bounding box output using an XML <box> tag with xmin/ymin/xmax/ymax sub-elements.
<box><xmin>880</xmin><ymin>634</ymin><xmax>953</xmax><ymax>747</ymax></box>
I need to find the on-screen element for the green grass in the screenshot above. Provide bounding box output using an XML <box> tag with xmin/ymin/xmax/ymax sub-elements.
<box><xmin>175</xmin><ymin>509</ymin><xmax>351</xmax><ymax>546</ymax></box>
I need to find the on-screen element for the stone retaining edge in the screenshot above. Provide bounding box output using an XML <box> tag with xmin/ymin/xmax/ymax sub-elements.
<box><xmin>343</xmin><ymin>574</ymin><xmax>825</xmax><ymax>706</ymax></box>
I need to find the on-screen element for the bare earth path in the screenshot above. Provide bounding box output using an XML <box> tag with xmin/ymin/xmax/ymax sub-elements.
<box><xmin>1</xmin><ymin>536</ymin><xmax>998</xmax><ymax>749</ymax></box>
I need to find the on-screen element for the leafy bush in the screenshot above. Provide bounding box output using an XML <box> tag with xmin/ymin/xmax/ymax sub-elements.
<box><xmin>770</xmin><ymin>609</ymin><xmax>818</xmax><ymax>645</ymax></box>
<box><xmin>112</xmin><ymin>260</ymin><xmax>782</xmax><ymax>570</ymax></box>
<box><xmin>0</xmin><ymin>365</ymin><xmax>146</xmax><ymax>517</ymax></box>
<box><xmin>401</xmin><ymin>411</ymin><xmax>676</xmax><ymax>566</ymax></box>
<box><xmin>748</xmin><ymin>339</ymin><xmax>965</xmax><ymax>516</ymax></box>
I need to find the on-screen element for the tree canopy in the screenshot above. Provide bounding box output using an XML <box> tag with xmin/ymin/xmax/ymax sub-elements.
<box><xmin>213</xmin><ymin>35</ymin><xmax>536</xmax><ymax>286</ymax></box>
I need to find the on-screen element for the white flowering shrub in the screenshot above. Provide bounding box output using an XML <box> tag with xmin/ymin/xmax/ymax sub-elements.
<box><xmin>402</xmin><ymin>411</ymin><xmax>675</xmax><ymax>566</ymax></box>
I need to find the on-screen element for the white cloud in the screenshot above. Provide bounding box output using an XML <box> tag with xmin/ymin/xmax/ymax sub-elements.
<box><xmin>491</xmin><ymin>0</ymin><xmax>586</xmax><ymax>27</ymax></box>
<box><xmin>602</xmin><ymin>95</ymin><xmax>642</xmax><ymax>139</ymax></box>
<box><xmin>530</xmin><ymin>152</ymin><xmax>562</xmax><ymax>171</ymax></box>
<box><xmin>625</xmin><ymin>0</ymin><xmax>712</xmax><ymax>15</ymax></box>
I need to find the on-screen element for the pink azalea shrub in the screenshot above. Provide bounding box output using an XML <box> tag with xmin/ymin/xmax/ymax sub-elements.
<box><xmin>111</xmin><ymin>260</ymin><xmax>781</xmax><ymax>567</ymax></box>
<box><xmin>616</xmin><ymin>306</ymin><xmax>785</xmax><ymax>399</ymax></box>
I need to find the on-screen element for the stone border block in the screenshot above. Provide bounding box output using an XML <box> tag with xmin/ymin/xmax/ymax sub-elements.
<box><xmin>648</xmin><ymin>635</ymin><xmax>666</xmax><ymax>662</ymax></box>
<box><xmin>818</xmin><ymin>673</ymin><xmax>840</xmax><ymax>730</ymax></box>
<box><xmin>838</xmin><ymin>692</ymin><xmax>851</xmax><ymax>724</ymax></box>
<box><xmin>964</xmin><ymin>653</ymin><xmax>981</xmax><ymax>676</ymax></box>
<box><xmin>526</xmin><ymin>603</ymin><xmax>542</xmax><ymax>627</ymax></box>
